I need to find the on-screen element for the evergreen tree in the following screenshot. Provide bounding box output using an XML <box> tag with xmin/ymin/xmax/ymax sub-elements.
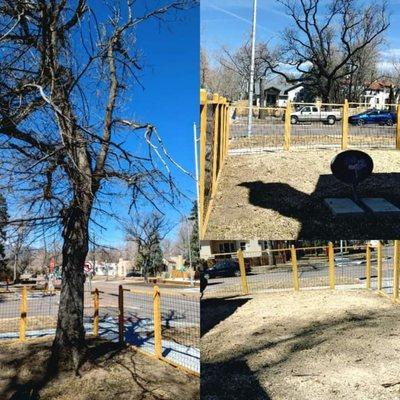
<box><xmin>188</xmin><ymin>201</ymin><xmax>200</xmax><ymax>267</ymax></box>
<box><xmin>0</xmin><ymin>195</ymin><xmax>8</xmax><ymax>274</ymax></box>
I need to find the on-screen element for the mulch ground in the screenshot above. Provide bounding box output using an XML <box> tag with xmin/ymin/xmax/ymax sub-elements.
<box><xmin>201</xmin><ymin>290</ymin><xmax>400</xmax><ymax>400</ymax></box>
<box><xmin>204</xmin><ymin>149</ymin><xmax>400</xmax><ymax>239</ymax></box>
<box><xmin>0</xmin><ymin>338</ymin><xmax>199</xmax><ymax>400</ymax></box>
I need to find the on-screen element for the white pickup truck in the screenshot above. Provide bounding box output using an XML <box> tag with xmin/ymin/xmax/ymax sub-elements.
<box><xmin>289</xmin><ymin>106</ymin><xmax>342</xmax><ymax>125</ymax></box>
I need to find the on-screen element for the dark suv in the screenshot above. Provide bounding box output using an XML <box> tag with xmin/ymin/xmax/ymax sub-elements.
<box><xmin>204</xmin><ymin>259</ymin><xmax>249</xmax><ymax>279</ymax></box>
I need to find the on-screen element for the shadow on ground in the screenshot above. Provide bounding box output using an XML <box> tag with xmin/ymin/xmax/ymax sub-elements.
<box><xmin>239</xmin><ymin>172</ymin><xmax>400</xmax><ymax>239</ymax></box>
<box><xmin>0</xmin><ymin>338</ymin><xmax>198</xmax><ymax>400</ymax></box>
<box><xmin>201</xmin><ymin>307</ymin><xmax>383</xmax><ymax>400</ymax></box>
<box><xmin>201</xmin><ymin>296</ymin><xmax>250</xmax><ymax>337</ymax></box>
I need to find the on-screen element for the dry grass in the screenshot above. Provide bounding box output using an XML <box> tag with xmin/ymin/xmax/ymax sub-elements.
<box><xmin>0</xmin><ymin>338</ymin><xmax>199</xmax><ymax>400</ymax></box>
<box><xmin>205</xmin><ymin>149</ymin><xmax>400</xmax><ymax>239</ymax></box>
<box><xmin>202</xmin><ymin>290</ymin><xmax>400</xmax><ymax>400</ymax></box>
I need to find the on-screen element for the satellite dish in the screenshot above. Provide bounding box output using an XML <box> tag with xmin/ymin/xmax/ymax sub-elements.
<box><xmin>331</xmin><ymin>150</ymin><xmax>373</xmax><ymax>202</ymax></box>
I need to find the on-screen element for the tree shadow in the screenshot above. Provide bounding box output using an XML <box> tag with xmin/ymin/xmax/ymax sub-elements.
<box><xmin>0</xmin><ymin>337</ymin><xmax>198</xmax><ymax>400</ymax></box>
<box><xmin>238</xmin><ymin>172</ymin><xmax>400</xmax><ymax>239</ymax></box>
<box><xmin>202</xmin><ymin>309</ymin><xmax>382</xmax><ymax>400</ymax></box>
<box><xmin>201</xmin><ymin>358</ymin><xmax>271</xmax><ymax>400</ymax></box>
<box><xmin>0</xmin><ymin>338</ymin><xmax>124</xmax><ymax>400</ymax></box>
<box><xmin>201</xmin><ymin>296</ymin><xmax>250</xmax><ymax>337</ymax></box>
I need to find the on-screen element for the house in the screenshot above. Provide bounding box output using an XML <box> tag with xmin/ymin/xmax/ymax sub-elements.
<box><xmin>93</xmin><ymin>258</ymin><xmax>135</xmax><ymax>277</ymax></box>
<box><xmin>200</xmin><ymin>240</ymin><xmax>266</xmax><ymax>259</ymax></box>
<box><xmin>362</xmin><ymin>79</ymin><xmax>397</xmax><ymax>109</ymax></box>
<box><xmin>255</xmin><ymin>76</ymin><xmax>303</xmax><ymax>108</ymax></box>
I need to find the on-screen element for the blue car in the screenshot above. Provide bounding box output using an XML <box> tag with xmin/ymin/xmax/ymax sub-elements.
<box><xmin>348</xmin><ymin>109</ymin><xmax>397</xmax><ymax>126</ymax></box>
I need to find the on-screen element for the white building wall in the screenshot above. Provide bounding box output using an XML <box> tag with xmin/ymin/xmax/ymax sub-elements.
<box><xmin>200</xmin><ymin>241</ymin><xmax>212</xmax><ymax>259</ymax></box>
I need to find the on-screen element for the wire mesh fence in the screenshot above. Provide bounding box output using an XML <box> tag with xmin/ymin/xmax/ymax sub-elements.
<box><xmin>229</xmin><ymin>106</ymin><xmax>286</xmax><ymax>152</ymax></box>
<box><xmin>290</xmin><ymin>103</ymin><xmax>343</xmax><ymax>149</ymax></box>
<box><xmin>160</xmin><ymin>293</ymin><xmax>200</xmax><ymax>373</ymax></box>
<box><xmin>0</xmin><ymin>291</ymin><xmax>20</xmax><ymax>337</ymax></box>
<box><xmin>0</xmin><ymin>285</ymin><xmax>200</xmax><ymax>375</ymax></box>
<box><xmin>199</xmin><ymin>91</ymin><xmax>229</xmax><ymax>239</ymax></box>
<box><xmin>202</xmin><ymin>254</ymin><xmax>243</xmax><ymax>298</ymax></box>
<box><xmin>203</xmin><ymin>242</ymin><xmax>400</xmax><ymax>301</ymax></box>
<box><xmin>123</xmin><ymin>289</ymin><xmax>155</xmax><ymax>356</ymax></box>
<box><xmin>348</xmin><ymin>103</ymin><xmax>398</xmax><ymax>149</ymax></box>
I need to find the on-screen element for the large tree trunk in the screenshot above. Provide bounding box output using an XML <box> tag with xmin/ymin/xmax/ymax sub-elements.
<box><xmin>52</xmin><ymin>203</ymin><xmax>91</xmax><ymax>370</ymax></box>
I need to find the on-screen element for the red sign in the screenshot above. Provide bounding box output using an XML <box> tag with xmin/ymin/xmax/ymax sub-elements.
<box><xmin>84</xmin><ymin>262</ymin><xmax>93</xmax><ymax>274</ymax></box>
<box><xmin>49</xmin><ymin>257</ymin><xmax>55</xmax><ymax>272</ymax></box>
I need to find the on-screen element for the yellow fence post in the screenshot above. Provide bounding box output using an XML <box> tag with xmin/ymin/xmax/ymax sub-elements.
<box><xmin>397</xmin><ymin>104</ymin><xmax>400</xmax><ymax>150</ymax></box>
<box><xmin>284</xmin><ymin>100</ymin><xmax>292</xmax><ymax>150</ymax></box>
<box><xmin>93</xmin><ymin>288</ymin><xmax>99</xmax><ymax>337</ymax></box>
<box><xmin>199</xmin><ymin>89</ymin><xmax>207</xmax><ymax>239</ymax></box>
<box><xmin>225</xmin><ymin>105</ymin><xmax>230</xmax><ymax>157</ymax></box>
<box><xmin>211</xmin><ymin>93</ymin><xmax>220</xmax><ymax>197</ymax></box>
<box><xmin>118</xmin><ymin>285</ymin><xmax>124</xmax><ymax>344</ymax></box>
<box><xmin>290</xmin><ymin>245</ymin><xmax>300</xmax><ymax>291</ymax></box>
<box><xmin>341</xmin><ymin>99</ymin><xmax>349</xmax><ymax>149</ymax></box>
<box><xmin>220</xmin><ymin>100</ymin><xmax>224</xmax><ymax>162</ymax></box>
<box><xmin>153</xmin><ymin>286</ymin><xmax>163</xmax><ymax>358</ymax></box>
<box><xmin>19</xmin><ymin>286</ymin><xmax>27</xmax><ymax>342</ymax></box>
<box><xmin>393</xmin><ymin>240</ymin><xmax>399</xmax><ymax>301</ymax></box>
<box><xmin>366</xmin><ymin>245</ymin><xmax>371</xmax><ymax>290</ymax></box>
<box><xmin>328</xmin><ymin>242</ymin><xmax>335</xmax><ymax>289</ymax></box>
<box><xmin>237</xmin><ymin>249</ymin><xmax>249</xmax><ymax>295</ymax></box>
<box><xmin>377</xmin><ymin>241</ymin><xmax>382</xmax><ymax>291</ymax></box>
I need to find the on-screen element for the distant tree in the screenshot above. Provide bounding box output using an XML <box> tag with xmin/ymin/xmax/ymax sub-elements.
<box><xmin>219</xmin><ymin>40</ymin><xmax>275</xmax><ymax>101</ymax></box>
<box><xmin>188</xmin><ymin>201</ymin><xmax>200</xmax><ymax>267</ymax></box>
<box><xmin>126</xmin><ymin>213</ymin><xmax>168</xmax><ymax>281</ymax></box>
<box><xmin>0</xmin><ymin>195</ymin><xmax>8</xmax><ymax>276</ymax></box>
<box><xmin>266</xmin><ymin>0</ymin><xmax>389</xmax><ymax>102</ymax></box>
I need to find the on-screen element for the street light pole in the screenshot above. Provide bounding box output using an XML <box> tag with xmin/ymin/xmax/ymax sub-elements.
<box><xmin>247</xmin><ymin>0</ymin><xmax>258</xmax><ymax>137</ymax></box>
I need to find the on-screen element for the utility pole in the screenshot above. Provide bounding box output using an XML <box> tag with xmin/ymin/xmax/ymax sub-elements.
<box><xmin>247</xmin><ymin>0</ymin><xmax>258</xmax><ymax>137</ymax></box>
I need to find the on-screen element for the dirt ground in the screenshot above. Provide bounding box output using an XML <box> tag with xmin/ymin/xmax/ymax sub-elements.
<box><xmin>201</xmin><ymin>290</ymin><xmax>400</xmax><ymax>400</ymax></box>
<box><xmin>0</xmin><ymin>338</ymin><xmax>199</xmax><ymax>400</ymax></box>
<box><xmin>204</xmin><ymin>149</ymin><xmax>400</xmax><ymax>239</ymax></box>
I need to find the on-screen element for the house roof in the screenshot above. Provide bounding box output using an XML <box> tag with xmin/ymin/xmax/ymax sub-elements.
<box><xmin>255</xmin><ymin>75</ymin><xmax>303</xmax><ymax>95</ymax></box>
<box><xmin>368</xmin><ymin>78</ymin><xmax>394</xmax><ymax>91</ymax></box>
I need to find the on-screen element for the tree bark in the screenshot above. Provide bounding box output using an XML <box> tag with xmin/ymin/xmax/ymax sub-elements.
<box><xmin>52</xmin><ymin>202</ymin><xmax>91</xmax><ymax>370</ymax></box>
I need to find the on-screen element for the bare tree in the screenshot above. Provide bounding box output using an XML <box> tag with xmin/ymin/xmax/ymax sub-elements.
<box><xmin>267</xmin><ymin>0</ymin><xmax>389</xmax><ymax>102</ymax></box>
<box><xmin>125</xmin><ymin>212</ymin><xmax>169</xmax><ymax>282</ymax></box>
<box><xmin>201</xmin><ymin>47</ymin><xmax>243</xmax><ymax>100</ymax></box>
<box><xmin>0</xmin><ymin>0</ymin><xmax>196</xmax><ymax>368</ymax></box>
<box><xmin>219</xmin><ymin>40</ymin><xmax>275</xmax><ymax>101</ymax></box>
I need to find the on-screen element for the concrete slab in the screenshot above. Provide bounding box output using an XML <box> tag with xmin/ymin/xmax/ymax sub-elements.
<box><xmin>361</xmin><ymin>198</ymin><xmax>400</xmax><ymax>215</ymax></box>
<box><xmin>324</xmin><ymin>198</ymin><xmax>365</xmax><ymax>216</ymax></box>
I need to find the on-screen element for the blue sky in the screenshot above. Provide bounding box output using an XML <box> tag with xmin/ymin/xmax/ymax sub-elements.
<box><xmin>201</xmin><ymin>0</ymin><xmax>400</xmax><ymax>69</ymax></box>
<box><xmin>97</xmin><ymin>3</ymin><xmax>200</xmax><ymax>246</ymax></box>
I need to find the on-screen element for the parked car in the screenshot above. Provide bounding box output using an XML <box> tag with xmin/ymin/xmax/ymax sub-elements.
<box><xmin>348</xmin><ymin>109</ymin><xmax>396</xmax><ymax>126</ymax></box>
<box><xmin>204</xmin><ymin>259</ymin><xmax>250</xmax><ymax>279</ymax></box>
<box><xmin>126</xmin><ymin>271</ymin><xmax>142</xmax><ymax>277</ymax></box>
<box><xmin>289</xmin><ymin>106</ymin><xmax>342</xmax><ymax>125</ymax></box>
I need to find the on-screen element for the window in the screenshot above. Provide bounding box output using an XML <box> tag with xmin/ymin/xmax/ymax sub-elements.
<box><xmin>312</xmin><ymin>107</ymin><xmax>318</xmax><ymax>112</ymax></box>
<box><xmin>218</xmin><ymin>242</ymin><xmax>236</xmax><ymax>253</ymax></box>
<box><xmin>239</xmin><ymin>242</ymin><xmax>247</xmax><ymax>251</ymax></box>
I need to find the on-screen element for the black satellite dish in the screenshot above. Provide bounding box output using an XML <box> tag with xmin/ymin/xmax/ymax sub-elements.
<box><xmin>331</xmin><ymin>150</ymin><xmax>373</xmax><ymax>202</ymax></box>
